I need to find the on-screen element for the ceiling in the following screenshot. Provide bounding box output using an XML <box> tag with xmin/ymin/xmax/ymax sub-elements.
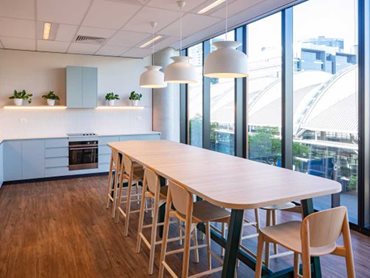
<box><xmin>0</xmin><ymin>0</ymin><xmax>300</xmax><ymax>58</ymax></box>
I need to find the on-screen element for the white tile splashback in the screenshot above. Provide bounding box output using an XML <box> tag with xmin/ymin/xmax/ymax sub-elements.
<box><xmin>0</xmin><ymin>108</ymin><xmax>152</xmax><ymax>139</ymax></box>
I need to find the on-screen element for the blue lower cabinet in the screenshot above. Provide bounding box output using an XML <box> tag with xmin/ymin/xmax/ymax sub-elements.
<box><xmin>119</xmin><ymin>134</ymin><xmax>160</xmax><ymax>141</ymax></box>
<box><xmin>22</xmin><ymin>140</ymin><xmax>45</xmax><ymax>179</ymax></box>
<box><xmin>3</xmin><ymin>141</ymin><xmax>22</xmax><ymax>181</ymax></box>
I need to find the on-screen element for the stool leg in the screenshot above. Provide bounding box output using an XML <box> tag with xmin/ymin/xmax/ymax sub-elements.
<box><xmin>178</xmin><ymin>219</ymin><xmax>183</xmax><ymax>245</ymax></box>
<box><xmin>272</xmin><ymin>210</ymin><xmax>278</xmax><ymax>254</ymax></box>
<box><xmin>205</xmin><ymin>222</ymin><xmax>212</xmax><ymax>270</ymax></box>
<box><xmin>182</xmin><ymin>210</ymin><xmax>192</xmax><ymax>278</ymax></box>
<box><xmin>342</xmin><ymin>213</ymin><xmax>355</xmax><ymax>278</ymax></box>
<box><xmin>221</xmin><ymin>223</ymin><xmax>226</xmax><ymax>257</ymax></box>
<box><xmin>106</xmin><ymin>157</ymin><xmax>114</xmax><ymax>209</ymax></box>
<box><xmin>255</xmin><ymin>234</ymin><xmax>265</xmax><ymax>278</ymax></box>
<box><xmin>123</xmin><ymin>176</ymin><xmax>133</xmax><ymax>236</ymax></box>
<box><xmin>159</xmin><ymin>195</ymin><xmax>172</xmax><ymax>278</ymax></box>
<box><xmin>136</xmin><ymin>176</ymin><xmax>147</xmax><ymax>253</ymax></box>
<box><xmin>294</xmin><ymin>252</ymin><xmax>300</xmax><ymax>278</ymax></box>
<box><xmin>192</xmin><ymin>225</ymin><xmax>200</xmax><ymax>263</ymax></box>
<box><xmin>264</xmin><ymin>210</ymin><xmax>271</xmax><ymax>268</ymax></box>
<box><xmin>148</xmin><ymin>193</ymin><xmax>159</xmax><ymax>275</ymax></box>
<box><xmin>113</xmin><ymin>171</ymin><xmax>123</xmax><ymax>221</ymax></box>
<box><xmin>254</xmin><ymin>208</ymin><xmax>260</xmax><ymax>231</ymax></box>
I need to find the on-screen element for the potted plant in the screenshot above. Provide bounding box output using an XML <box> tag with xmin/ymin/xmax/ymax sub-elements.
<box><xmin>105</xmin><ymin>92</ymin><xmax>120</xmax><ymax>106</ymax></box>
<box><xmin>42</xmin><ymin>91</ymin><xmax>60</xmax><ymax>106</ymax></box>
<box><xmin>9</xmin><ymin>90</ymin><xmax>32</xmax><ymax>106</ymax></box>
<box><xmin>128</xmin><ymin>91</ymin><xmax>142</xmax><ymax>106</ymax></box>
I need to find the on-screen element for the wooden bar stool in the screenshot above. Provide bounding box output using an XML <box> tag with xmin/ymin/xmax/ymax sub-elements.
<box><xmin>261</xmin><ymin>202</ymin><xmax>296</xmax><ymax>267</ymax></box>
<box><xmin>136</xmin><ymin>167</ymin><xmax>184</xmax><ymax>275</ymax></box>
<box><xmin>106</xmin><ymin>149</ymin><xmax>124</xmax><ymax>218</ymax></box>
<box><xmin>255</xmin><ymin>206</ymin><xmax>355</xmax><ymax>278</ymax></box>
<box><xmin>115</xmin><ymin>154</ymin><xmax>144</xmax><ymax>236</ymax></box>
<box><xmin>159</xmin><ymin>180</ymin><xmax>230</xmax><ymax>278</ymax></box>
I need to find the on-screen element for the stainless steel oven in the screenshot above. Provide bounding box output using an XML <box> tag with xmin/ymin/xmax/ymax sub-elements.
<box><xmin>67</xmin><ymin>133</ymin><xmax>98</xmax><ymax>171</ymax></box>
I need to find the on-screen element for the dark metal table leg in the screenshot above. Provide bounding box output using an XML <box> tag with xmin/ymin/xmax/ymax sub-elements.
<box><xmin>301</xmin><ymin>198</ymin><xmax>322</xmax><ymax>278</ymax></box>
<box><xmin>222</xmin><ymin>209</ymin><xmax>244</xmax><ymax>278</ymax></box>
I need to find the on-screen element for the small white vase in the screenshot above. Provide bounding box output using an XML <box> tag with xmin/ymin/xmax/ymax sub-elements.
<box><xmin>108</xmin><ymin>100</ymin><xmax>116</xmax><ymax>106</ymax></box>
<box><xmin>14</xmin><ymin>98</ymin><xmax>23</xmax><ymax>106</ymax></box>
<box><xmin>130</xmin><ymin>100</ymin><xmax>139</xmax><ymax>106</ymax></box>
<box><xmin>47</xmin><ymin>99</ymin><xmax>56</xmax><ymax>106</ymax></box>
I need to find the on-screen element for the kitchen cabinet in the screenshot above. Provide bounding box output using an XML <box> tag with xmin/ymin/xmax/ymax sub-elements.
<box><xmin>1</xmin><ymin>133</ymin><xmax>160</xmax><ymax>182</ymax></box>
<box><xmin>0</xmin><ymin>142</ymin><xmax>3</xmax><ymax>187</ymax></box>
<box><xmin>3</xmin><ymin>141</ymin><xmax>22</xmax><ymax>181</ymax></box>
<box><xmin>3</xmin><ymin>140</ymin><xmax>45</xmax><ymax>181</ymax></box>
<box><xmin>22</xmin><ymin>140</ymin><xmax>45</xmax><ymax>179</ymax></box>
<box><xmin>66</xmin><ymin>66</ymin><xmax>97</xmax><ymax>108</ymax></box>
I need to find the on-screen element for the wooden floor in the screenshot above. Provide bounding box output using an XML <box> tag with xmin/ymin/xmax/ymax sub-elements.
<box><xmin>0</xmin><ymin>175</ymin><xmax>369</xmax><ymax>278</ymax></box>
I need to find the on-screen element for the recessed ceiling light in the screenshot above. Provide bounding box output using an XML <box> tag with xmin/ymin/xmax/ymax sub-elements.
<box><xmin>43</xmin><ymin>22</ymin><xmax>52</xmax><ymax>40</ymax></box>
<box><xmin>198</xmin><ymin>0</ymin><xmax>225</xmax><ymax>14</ymax></box>
<box><xmin>139</xmin><ymin>35</ymin><xmax>162</xmax><ymax>48</ymax></box>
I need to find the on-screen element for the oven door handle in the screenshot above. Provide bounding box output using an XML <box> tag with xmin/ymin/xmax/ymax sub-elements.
<box><xmin>69</xmin><ymin>144</ymin><xmax>98</xmax><ymax>148</ymax></box>
<box><xmin>69</xmin><ymin>147</ymin><xmax>98</xmax><ymax>151</ymax></box>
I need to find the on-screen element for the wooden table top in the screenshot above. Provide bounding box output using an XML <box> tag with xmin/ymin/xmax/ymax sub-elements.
<box><xmin>109</xmin><ymin>140</ymin><xmax>341</xmax><ymax>210</ymax></box>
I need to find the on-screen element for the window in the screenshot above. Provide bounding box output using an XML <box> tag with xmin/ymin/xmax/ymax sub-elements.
<box><xmin>247</xmin><ymin>13</ymin><xmax>282</xmax><ymax>166</ymax></box>
<box><xmin>293</xmin><ymin>0</ymin><xmax>358</xmax><ymax>223</ymax></box>
<box><xmin>209</xmin><ymin>31</ymin><xmax>236</xmax><ymax>155</ymax></box>
<box><xmin>187</xmin><ymin>43</ymin><xmax>203</xmax><ymax>147</ymax></box>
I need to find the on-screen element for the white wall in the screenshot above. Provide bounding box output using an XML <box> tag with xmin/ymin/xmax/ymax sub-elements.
<box><xmin>0</xmin><ymin>49</ymin><xmax>153</xmax><ymax>138</ymax></box>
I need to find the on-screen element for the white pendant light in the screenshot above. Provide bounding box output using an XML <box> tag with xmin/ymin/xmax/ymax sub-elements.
<box><xmin>164</xmin><ymin>0</ymin><xmax>197</xmax><ymax>84</ymax></box>
<box><xmin>204</xmin><ymin>0</ymin><xmax>248</xmax><ymax>78</ymax></box>
<box><xmin>139</xmin><ymin>22</ymin><xmax>167</xmax><ymax>88</ymax></box>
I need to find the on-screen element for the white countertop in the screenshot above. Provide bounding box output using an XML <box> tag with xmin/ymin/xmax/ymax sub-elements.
<box><xmin>0</xmin><ymin>131</ymin><xmax>160</xmax><ymax>143</ymax></box>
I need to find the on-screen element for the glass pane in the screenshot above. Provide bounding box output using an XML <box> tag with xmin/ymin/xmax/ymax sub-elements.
<box><xmin>188</xmin><ymin>43</ymin><xmax>203</xmax><ymax>147</ymax></box>
<box><xmin>293</xmin><ymin>0</ymin><xmax>358</xmax><ymax>223</ymax></box>
<box><xmin>210</xmin><ymin>31</ymin><xmax>235</xmax><ymax>155</ymax></box>
<box><xmin>247</xmin><ymin>13</ymin><xmax>282</xmax><ymax>166</ymax></box>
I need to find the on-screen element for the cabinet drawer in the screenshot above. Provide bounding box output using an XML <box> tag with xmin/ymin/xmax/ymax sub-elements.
<box><xmin>45</xmin><ymin>167</ymin><xmax>69</xmax><ymax>177</ymax></box>
<box><xmin>45</xmin><ymin>138</ymin><xmax>68</xmax><ymax>148</ymax></box>
<box><xmin>45</xmin><ymin>147</ymin><xmax>68</xmax><ymax>158</ymax></box>
<box><xmin>45</xmin><ymin>157</ymin><xmax>68</xmax><ymax>168</ymax></box>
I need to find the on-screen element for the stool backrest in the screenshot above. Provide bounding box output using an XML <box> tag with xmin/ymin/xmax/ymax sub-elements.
<box><xmin>302</xmin><ymin>206</ymin><xmax>346</xmax><ymax>249</ymax></box>
<box><xmin>144</xmin><ymin>168</ymin><xmax>159</xmax><ymax>194</ymax></box>
<box><xmin>168</xmin><ymin>180</ymin><xmax>193</xmax><ymax>216</ymax></box>
<box><xmin>122</xmin><ymin>155</ymin><xmax>132</xmax><ymax>175</ymax></box>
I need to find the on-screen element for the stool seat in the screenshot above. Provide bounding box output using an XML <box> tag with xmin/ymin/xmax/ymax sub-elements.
<box><xmin>193</xmin><ymin>201</ymin><xmax>230</xmax><ymax>223</ymax></box>
<box><xmin>262</xmin><ymin>202</ymin><xmax>296</xmax><ymax>210</ymax></box>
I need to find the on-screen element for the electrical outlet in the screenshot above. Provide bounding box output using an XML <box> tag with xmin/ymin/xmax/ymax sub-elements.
<box><xmin>19</xmin><ymin>118</ymin><xmax>28</xmax><ymax>124</ymax></box>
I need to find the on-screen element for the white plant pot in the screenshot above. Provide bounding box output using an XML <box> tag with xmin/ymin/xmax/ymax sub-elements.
<box><xmin>14</xmin><ymin>98</ymin><xmax>23</xmax><ymax>106</ymax></box>
<box><xmin>130</xmin><ymin>100</ymin><xmax>139</xmax><ymax>106</ymax></box>
<box><xmin>108</xmin><ymin>100</ymin><xmax>116</xmax><ymax>106</ymax></box>
<box><xmin>47</xmin><ymin>99</ymin><xmax>56</xmax><ymax>106</ymax></box>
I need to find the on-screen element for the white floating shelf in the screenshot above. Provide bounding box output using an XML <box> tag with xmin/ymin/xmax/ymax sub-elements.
<box><xmin>3</xmin><ymin>105</ymin><xmax>67</xmax><ymax>110</ymax></box>
<box><xmin>2</xmin><ymin>106</ymin><xmax>144</xmax><ymax>110</ymax></box>
<box><xmin>95</xmin><ymin>106</ymin><xmax>144</xmax><ymax>110</ymax></box>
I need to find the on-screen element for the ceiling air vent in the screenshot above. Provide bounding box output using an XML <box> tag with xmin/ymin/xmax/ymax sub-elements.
<box><xmin>75</xmin><ymin>35</ymin><xmax>106</xmax><ymax>45</ymax></box>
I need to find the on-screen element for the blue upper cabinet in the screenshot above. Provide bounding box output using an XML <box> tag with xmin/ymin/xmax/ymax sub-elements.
<box><xmin>66</xmin><ymin>66</ymin><xmax>97</xmax><ymax>108</ymax></box>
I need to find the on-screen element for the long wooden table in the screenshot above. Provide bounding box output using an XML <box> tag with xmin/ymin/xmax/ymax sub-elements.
<box><xmin>109</xmin><ymin>140</ymin><xmax>341</xmax><ymax>277</ymax></box>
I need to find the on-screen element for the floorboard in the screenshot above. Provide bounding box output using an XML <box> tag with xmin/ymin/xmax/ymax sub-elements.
<box><xmin>0</xmin><ymin>176</ymin><xmax>369</xmax><ymax>277</ymax></box>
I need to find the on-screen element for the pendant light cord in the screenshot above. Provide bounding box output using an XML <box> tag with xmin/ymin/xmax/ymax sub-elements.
<box><xmin>179</xmin><ymin>5</ymin><xmax>183</xmax><ymax>51</ymax></box>
<box><xmin>152</xmin><ymin>24</ymin><xmax>155</xmax><ymax>55</ymax></box>
<box><xmin>225</xmin><ymin>0</ymin><xmax>228</xmax><ymax>40</ymax></box>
